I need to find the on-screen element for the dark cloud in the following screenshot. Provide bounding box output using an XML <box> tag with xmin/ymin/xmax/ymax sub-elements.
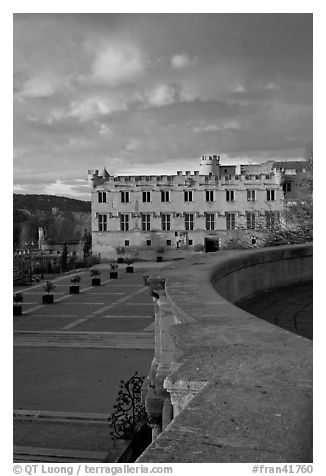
<box><xmin>13</xmin><ymin>13</ymin><xmax>312</xmax><ymax>199</ymax></box>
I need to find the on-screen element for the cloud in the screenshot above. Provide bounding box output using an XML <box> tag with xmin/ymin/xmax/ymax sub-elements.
<box><xmin>68</xmin><ymin>96</ymin><xmax>127</xmax><ymax>121</ymax></box>
<box><xmin>233</xmin><ymin>84</ymin><xmax>246</xmax><ymax>93</ymax></box>
<box><xmin>44</xmin><ymin>109</ymin><xmax>65</xmax><ymax>125</ymax></box>
<box><xmin>146</xmin><ymin>84</ymin><xmax>177</xmax><ymax>107</ymax></box>
<box><xmin>194</xmin><ymin>120</ymin><xmax>242</xmax><ymax>133</ymax></box>
<box><xmin>91</xmin><ymin>42</ymin><xmax>145</xmax><ymax>86</ymax></box>
<box><xmin>265</xmin><ymin>82</ymin><xmax>280</xmax><ymax>91</ymax></box>
<box><xmin>143</xmin><ymin>82</ymin><xmax>198</xmax><ymax>108</ymax></box>
<box><xmin>43</xmin><ymin>180</ymin><xmax>80</xmax><ymax>197</ymax></box>
<box><xmin>15</xmin><ymin>74</ymin><xmax>62</xmax><ymax>99</ymax></box>
<box><xmin>125</xmin><ymin>139</ymin><xmax>141</xmax><ymax>151</ymax></box>
<box><xmin>27</xmin><ymin>115</ymin><xmax>39</xmax><ymax>122</ymax></box>
<box><xmin>13</xmin><ymin>14</ymin><xmax>312</xmax><ymax>198</ymax></box>
<box><xmin>98</xmin><ymin>124</ymin><xmax>111</xmax><ymax>135</ymax></box>
<box><xmin>171</xmin><ymin>53</ymin><xmax>194</xmax><ymax>69</ymax></box>
<box><xmin>179</xmin><ymin>81</ymin><xmax>198</xmax><ymax>103</ymax></box>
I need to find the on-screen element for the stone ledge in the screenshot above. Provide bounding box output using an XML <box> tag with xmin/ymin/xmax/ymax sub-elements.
<box><xmin>137</xmin><ymin>244</ymin><xmax>313</xmax><ymax>463</ymax></box>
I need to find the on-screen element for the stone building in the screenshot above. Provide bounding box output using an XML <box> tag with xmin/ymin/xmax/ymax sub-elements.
<box><xmin>273</xmin><ymin>160</ymin><xmax>313</xmax><ymax>202</ymax></box>
<box><xmin>87</xmin><ymin>154</ymin><xmax>300</xmax><ymax>259</ymax></box>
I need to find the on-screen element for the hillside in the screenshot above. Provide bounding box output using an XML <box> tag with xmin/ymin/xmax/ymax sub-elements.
<box><xmin>13</xmin><ymin>194</ymin><xmax>91</xmax><ymax>249</ymax></box>
<box><xmin>13</xmin><ymin>194</ymin><xmax>91</xmax><ymax>213</ymax></box>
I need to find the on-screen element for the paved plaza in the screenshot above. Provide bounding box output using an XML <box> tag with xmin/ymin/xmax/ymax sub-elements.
<box><xmin>13</xmin><ymin>262</ymin><xmax>166</xmax><ymax>462</ymax></box>
<box><xmin>14</xmin><ymin>261</ymin><xmax>313</xmax><ymax>462</ymax></box>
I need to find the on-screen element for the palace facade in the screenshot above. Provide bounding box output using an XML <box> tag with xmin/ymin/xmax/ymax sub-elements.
<box><xmin>87</xmin><ymin>154</ymin><xmax>310</xmax><ymax>259</ymax></box>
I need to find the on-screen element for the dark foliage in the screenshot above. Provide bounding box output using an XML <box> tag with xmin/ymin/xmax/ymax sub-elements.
<box><xmin>60</xmin><ymin>242</ymin><xmax>69</xmax><ymax>271</ymax></box>
<box><xmin>82</xmin><ymin>229</ymin><xmax>92</xmax><ymax>258</ymax></box>
<box><xmin>13</xmin><ymin>194</ymin><xmax>91</xmax><ymax>214</ymax></box>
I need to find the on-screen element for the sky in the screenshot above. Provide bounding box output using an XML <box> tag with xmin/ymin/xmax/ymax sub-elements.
<box><xmin>13</xmin><ymin>13</ymin><xmax>313</xmax><ymax>200</ymax></box>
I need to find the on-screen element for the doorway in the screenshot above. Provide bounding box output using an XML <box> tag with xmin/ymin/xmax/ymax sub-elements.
<box><xmin>204</xmin><ymin>237</ymin><xmax>220</xmax><ymax>252</ymax></box>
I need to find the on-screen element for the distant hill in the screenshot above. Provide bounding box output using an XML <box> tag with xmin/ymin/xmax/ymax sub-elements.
<box><xmin>13</xmin><ymin>194</ymin><xmax>91</xmax><ymax>213</ymax></box>
<box><xmin>13</xmin><ymin>194</ymin><xmax>91</xmax><ymax>249</ymax></box>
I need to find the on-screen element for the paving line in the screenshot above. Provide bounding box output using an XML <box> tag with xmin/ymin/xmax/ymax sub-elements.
<box><xmin>59</xmin><ymin>286</ymin><xmax>148</xmax><ymax>330</ymax></box>
<box><xmin>92</xmin><ymin>287</ymin><xmax>148</xmax><ymax>316</ymax></box>
<box><xmin>14</xmin><ymin>409</ymin><xmax>110</xmax><ymax>423</ymax></box>
<box><xmin>143</xmin><ymin>322</ymin><xmax>155</xmax><ymax>331</ymax></box>
<box><xmin>85</xmin><ymin>314</ymin><xmax>153</xmax><ymax>318</ymax></box>
<box><xmin>80</xmin><ymin>292</ymin><xmax>125</xmax><ymax>295</ymax></box>
<box><xmin>62</xmin><ymin>318</ymin><xmax>88</xmax><ymax>330</ymax></box>
<box><xmin>13</xmin><ymin>446</ymin><xmax>108</xmax><ymax>462</ymax></box>
<box><xmin>15</xmin><ymin>271</ymin><xmax>89</xmax><ymax>293</ymax></box>
<box><xmin>97</xmin><ymin>284</ymin><xmax>143</xmax><ymax>287</ymax></box>
<box><xmin>60</xmin><ymin>302</ymin><xmax>105</xmax><ymax>305</ymax></box>
<box><xmin>13</xmin><ymin>330</ymin><xmax>155</xmax><ymax>349</ymax></box>
<box><xmin>24</xmin><ymin>277</ymin><xmax>114</xmax><ymax>314</ymax></box>
<box><xmin>125</xmin><ymin>302</ymin><xmax>153</xmax><ymax>306</ymax></box>
<box><xmin>23</xmin><ymin>292</ymin><xmax>65</xmax><ymax>295</ymax></box>
<box><xmin>27</xmin><ymin>314</ymin><xmax>78</xmax><ymax>318</ymax></box>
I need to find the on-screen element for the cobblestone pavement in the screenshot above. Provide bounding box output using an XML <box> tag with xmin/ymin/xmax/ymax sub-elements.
<box><xmin>13</xmin><ymin>262</ymin><xmax>167</xmax><ymax>462</ymax></box>
<box><xmin>237</xmin><ymin>280</ymin><xmax>313</xmax><ymax>340</ymax></box>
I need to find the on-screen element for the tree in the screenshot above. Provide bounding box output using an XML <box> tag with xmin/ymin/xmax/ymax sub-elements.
<box><xmin>13</xmin><ymin>223</ymin><xmax>21</xmax><ymax>248</ymax></box>
<box><xmin>265</xmin><ymin>143</ymin><xmax>313</xmax><ymax>246</ymax></box>
<box><xmin>82</xmin><ymin>229</ymin><xmax>92</xmax><ymax>258</ymax></box>
<box><xmin>264</xmin><ymin>201</ymin><xmax>312</xmax><ymax>246</ymax></box>
<box><xmin>60</xmin><ymin>242</ymin><xmax>68</xmax><ymax>271</ymax></box>
<box><xmin>305</xmin><ymin>141</ymin><xmax>313</xmax><ymax>167</ymax></box>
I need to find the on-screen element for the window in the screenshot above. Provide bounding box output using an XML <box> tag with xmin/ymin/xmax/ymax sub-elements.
<box><xmin>120</xmin><ymin>214</ymin><xmax>129</xmax><ymax>231</ymax></box>
<box><xmin>246</xmin><ymin>212</ymin><xmax>256</xmax><ymax>230</ymax></box>
<box><xmin>98</xmin><ymin>214</ymin><xmax>107</xmax><ymax>231</ymax></box>
<box><xmin>188</xmin><ymin>239</ymin><xmax>193</xmax><ymax>245</ymax></box>
<box><xmin>247</xmin><ymin>190</ymin><xmax>256</xmax><ymax>202</ymax></box>
<box><xmin>226</xmin><ymin>212</ymin><xmax>236</xmax><ymax>230</ymax></box>
<box><xmin>142</xmin><ymin>191</ymin><xmax>151</xmax><ymax>202</ymax></box>
<box><xmin>267</xmin><ymin>189</ymin><xmax>276</xmax><ymax>201</ymax></box>
<box><xmin>120</xmin><ymin>191</ymin><xmax>130</xmax><ymax>203</ymax></box>
<box><xmin>161</xmin><ymin>190</ymin><xmax>170</xmax><ymax>202</ymax></box>
<box><xmin>226</xmin><ymin>190</ymin><xmax>235</xmax><ymax>202</ymax></box>
<box><xmin>265</xmin><ymin>211</ymin><xmax>280</xmax><ymax>230</ymax></box>
<box><xmin>146</xmin><ymin>240</ymin><xmax>151</xmax><ymax>246</ymax></box>
<box><xmin>185</xmin><ymin>213</ymin><xmax>194</xmax><ymax>231</ymax></box>
<box><xmin>141</xmin><ymin>214</ymin><xmax>151</xmax><ymax>231</ymax></box>
<box><xmin>205</xmin><ymin>213</ymin><xmax>215</xmax><ymax>231</ymax></box>
<box><xmin>283</xmin><ymin>182</ymin><xmax>292</xmax><ymax>193</ymax></box>
<box><xmin>184</xmin><ymin>190</ymin><xmax>193</xmax><ymax>202</ymax></box>
<box><xmin>206</xmin><ymin>190</ymin><xmax>214</xmax><ymax>202</ymax></box>
<box><xmin>166</xmin><ymin>240</ymin><xmax>172</xmax><ymax>246</ymax></box>
<box><xmin>98</xmin><ymin>191</ymin><xmax>107</xmax><ymax>203</ymax></box>
<box><xmin>161</xmin><ymin>214</ymin><xmax>171</xmax><ymax>231</ymax></box>
<box><xmin>125</xmin><ymin>240</ymin><xmax>130</xmax><ymax>246</ymax></box>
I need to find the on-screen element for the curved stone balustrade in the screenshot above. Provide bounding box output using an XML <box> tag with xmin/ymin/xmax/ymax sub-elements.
<box><xmin>138</xmin><ymin>244</ymin><xmax>313</xmax><ymax>463</ymax></box>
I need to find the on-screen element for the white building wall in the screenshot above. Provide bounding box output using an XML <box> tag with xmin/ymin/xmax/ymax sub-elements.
<box><xmin>89</xmin><ymin>163</ymin><xmax>284</xmax><ymax>259</ymax></box>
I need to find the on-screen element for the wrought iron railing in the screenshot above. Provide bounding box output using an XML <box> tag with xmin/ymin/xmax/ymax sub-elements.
<box><xmin>109</xmin><ymin>372</ymin><xmax>147</xmax><ymax>440</ymax></box>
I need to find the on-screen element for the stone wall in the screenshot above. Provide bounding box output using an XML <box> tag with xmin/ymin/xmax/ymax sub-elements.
<box><xmin>138</xmin><ymin>244</ymin><xmax>313</xmax><ymax>463</ymax></box>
